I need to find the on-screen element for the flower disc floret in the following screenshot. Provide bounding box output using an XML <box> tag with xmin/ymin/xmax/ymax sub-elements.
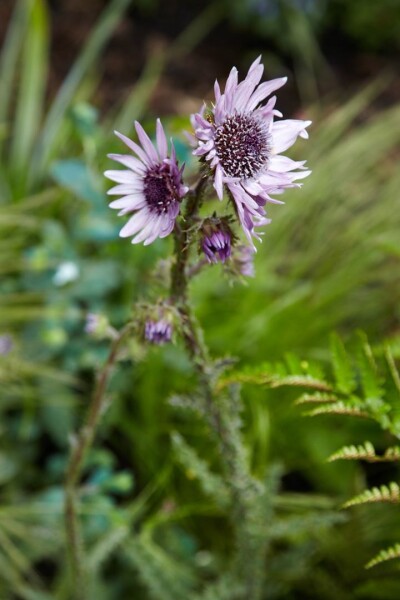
<box><xmin>214</xmin><ymin>113</ymin><xmax>271</xmax><ymax>179</ymax></box>
<box><xmin>105</xmin><ymin>119</ymin><xmax>188</xmax><ymax>246</ymax></box>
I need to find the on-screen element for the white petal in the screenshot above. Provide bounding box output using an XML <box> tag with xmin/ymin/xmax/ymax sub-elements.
<box><xmin>156</xmin><ymin>118</ymin><xmax>168</xmax><ymax>160</ymax></box>
<box><xmin>214</xmin><ymin>166</ymin><xmax>224</xmax><ymax>200</ymax></box>
<box><xmin>272</xmin><ymin>120</ymin><xmax>312</xmax><ymax>153</ymax></box>
<box><xmin>109</xmin><ymin>194</ymin><xmax>146</xmax><ymax>210</ymax></box>
<box><xmin>134</xmin><ymin>121</ymin><xmax>159</xmax><ymax>164</ymax></box>
<box><xmin>269</xmin><ymin>155</ymin><xmax>307</xmax><ymax>173</ymax></box>
<box><xmin>119</xmin><ymin>210</ymin><xmax>149</xmax><ymax>238</ymax></box>
<box><xmin>107</xmin><ymin>153</ymin><xmax>146</xmax><ymax>174</ymax></box>
<box><xmin>247</xmin><ymin>78</ymin><xmax>287</xmax><ymax>111</ymax></box>
<box><xmin>131</xmin><ymin>214</ymin><xmax>160</xmax><ymax>245</ymax></box>
<box><xmin>114</xmin><ymin>130</ymin><xmax>150</xmax><ymax>166</ymax></box>
<box><xmin>107</xmin><ymin>183</ymin><xmax>143</xmax><ymax>196</ymax></box>
<box><xmin>104</xmin><ymin>169</ymin><xmax>138</xmax><ymax>184</ymax></box>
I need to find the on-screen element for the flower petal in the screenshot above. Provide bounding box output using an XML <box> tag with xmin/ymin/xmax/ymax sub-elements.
<box><xmin>272</xmin><ymin>120</ymin><xmax>312</xmax><ymax>153</ymax></box>
<box><xmin>156</xmin><ymin>118</ymin><xmax>168</xmax><ymax>160</ymax></box>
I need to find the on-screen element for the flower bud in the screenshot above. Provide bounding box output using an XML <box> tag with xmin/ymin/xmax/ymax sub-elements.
<box><xmin>201</xmin><ymin>218</ymin><xmax>232</xmax><ymax>264</ymax></box>
<box><xmin>144</xmin><ymin>319</ymin><xmax>173</xmax><ymax>345</ymax></box>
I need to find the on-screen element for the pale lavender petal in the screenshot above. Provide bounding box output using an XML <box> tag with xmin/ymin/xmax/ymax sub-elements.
<box><xmin>134</xmin><ymin>121</ymin><xmax>159</xmax><ymax>164</ymax></box>
<box><xmin>269</xmin><ymin>155</ymin><xmax>307</xmax><ymax>172</ymax></box>
<box><xmin>156</xmin><ymin>118</ymin><xmax>168</xmax><ymax>160</ymax></box>
<box><xmin>104</xmin><ymin>169</ymin><xmax>139</xmax><ymax>184</ymax></box>
<box><xmin>114</xmin><ymin>130</ymin><xmax>150</xmax><ymax>166</ymax></box>
<box><xmin>214</xmin><ymin>166</ymin><xmax>224</xmax><ymax>200</ymax></box>
<box><xmin>119</xmin><ymin>210</ymin><xmax>149</xmax><ymax>238</ymax></box>
<box><xmin>107</xmin><ymin>153</ymin><xmax>146</xmax><ymax>174</ymax></box>
<box><xmin>109</xmin><ymin>195</ymin><xmax>146</xmax><ymax>210</ymax></box>
<box><xmin>272</xmin><ymin>120</ymin><xmax>312</xmax><ymax>153</ymax></box>
<box><xmin>107</xmin><ymin>183</ymin><xmax>143</xmax><ymax>195</ymax></box>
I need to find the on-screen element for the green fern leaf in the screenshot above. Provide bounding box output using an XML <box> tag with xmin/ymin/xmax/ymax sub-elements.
<box><xmin>269</xmin><ymin>375</ymin><xmax>331</xmax><ymax>390</ymax></box>
<box><xmin>343</xmin><ymin>482</ymin><xmax>400</xmax><ymax>508</ymax></box>
<box><xmin>305</xmin><ymin>401</ymin><xmax>370</xmax><ymax>419</ymax></box>
<box><xmin>366</xmin><ymin>543</ymin><xmax>400</xmax><ymax>569</ymax></box>
<box><xmin>328</xmin><ymin>442</ymin><xmax>400</xmax><ymax>463</ymax></box>
<box><xmin>295</xmin><ymin>392</ymin><xmax>339</xmax><ymax>405</ymax></box>
<box><xmin>330</xmin><ymin>333</ymin><xmax>356</xmax><ymax>394</ymax></box>
<box><xmin>328</xmin><ymin>441</ymin><xmax>376</xmax><ymax>462</ymax></box>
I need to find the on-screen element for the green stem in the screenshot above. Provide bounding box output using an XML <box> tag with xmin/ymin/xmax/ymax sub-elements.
<box><xmin>171</xmin><ymin>178</ymin><xmax>266</xmax><ymax>599</ymax></box>
<box><xmin>64</xmin><ymin>323</ymin><xmax>132</xmax><ymax>599</ymax></box>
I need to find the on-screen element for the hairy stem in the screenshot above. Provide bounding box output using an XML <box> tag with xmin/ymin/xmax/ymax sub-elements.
<box><xmin>171</xmin><ymin>179</ymin><xmax>266</xmax><ymax>599</ymax></box>
<box><xmin>64</xmin><ymin>324</ymin><xmax>132</xmax><ymax>599</ymax></box>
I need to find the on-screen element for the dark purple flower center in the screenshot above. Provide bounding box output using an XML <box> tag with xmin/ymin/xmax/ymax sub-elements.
<box><xmin>214</xmin><ymin>113</ymin><xmax>270</xmax><ymax>179</ymax></box>
<box><xmin>143</xmin><ymin>165</ymin><xmax>179</xmax><ymax>215</ymax></box>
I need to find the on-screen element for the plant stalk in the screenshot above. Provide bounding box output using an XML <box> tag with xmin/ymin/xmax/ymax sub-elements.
<box><xmin>171</xmin><ymin>179</ymin><xmax>266</xmax><ymax>599</ymax></box>
<box><xmin>64</xmin><ymin>323</ymin><xmax>132</xmax><ymax>599</ymax></box>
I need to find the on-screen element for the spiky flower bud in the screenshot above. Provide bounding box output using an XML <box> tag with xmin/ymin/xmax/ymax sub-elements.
<box><xmin>201</xmin><ymin>217</ymin><xmax>233</xmax><ymax>264</ymax></box>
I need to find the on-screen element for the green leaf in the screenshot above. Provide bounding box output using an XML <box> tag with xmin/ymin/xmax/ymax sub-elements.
<box><xmin>366</xmin><ymin>543</ymin><xmax>400</xmax><ymax>569</ymax></box>
<box><xmin>0</xmin><ymin>0</ymin><xmax>32</xmax><ymax>126</ymax></box>
<box><xmin>343</xmin><ymin>482</ymin><xmax>400</xmax><ymax>508</ymax></box>
<box><xmin>30</xmin><ymin>0</ymin><xmax>131</xmax><ymax>180</ymax></box>
<box><xmin>50</xmin><ymin>159</ymin><xmax>103</xmax><ymax>205</ymax></box>
<box><xmin>330</xmin><ymin>333</ymin><xmax>355</xmax><ymax>394</ymax></box>
<box><xmin>10</xmin><ymin>0</ymin><xmax>48</xmax><ymax>173</ymax></box>
<box><xmin>357</xmin><ymin>332</ymin><xmax>383</xmax><ymax>399</ymax></box>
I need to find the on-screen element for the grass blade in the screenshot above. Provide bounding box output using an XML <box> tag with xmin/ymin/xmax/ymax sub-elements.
<box><xmin>29</xmin><ymin>0</ymin><xmax>131</xmax><ymax>182</ymax></box>
<box><xmin>10</xmin><ymin>0</ymin><xmax>49</xmax><ymax>174</ymax></box>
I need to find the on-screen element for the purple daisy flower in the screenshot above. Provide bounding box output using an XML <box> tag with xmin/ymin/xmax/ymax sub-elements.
<box><xmin>191</xmin><ymin>56</ymin><xmax>311</xmax><ymax>248</ymax></box>
<box><xmin>105</xmin><ymin>120</ymin><xmax>188</xmax><ymax>245</ymax></box>
<box><xmin>145</xmin><ymin>319</ymin><xmax>172</xmax><ymax>345</ymax></box>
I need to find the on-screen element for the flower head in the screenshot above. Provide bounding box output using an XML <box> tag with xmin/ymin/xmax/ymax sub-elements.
<box><xmin>105</xmin><ymin>120</ymin><xmax>188</xmax><ymax>245</ymax></box>
<box><xmin>144</xmin><ymin>319</ymin><xmax>172</xmax><ymax>345</ymax></box>
<box><xmin>201</xmin><ymin>218</ymin><xmax>232</xmax><ymax>264</ymax></box>
<box><xmin>191</xmin><ymin>56</ymin><xmax>311</xmax><ymax>247</ymax></box>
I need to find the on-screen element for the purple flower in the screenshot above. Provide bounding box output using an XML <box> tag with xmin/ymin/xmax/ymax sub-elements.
<box><xmin>201</xmin><ymin>218</ymin><xmax>232</xmax><ymax>264</ymax></box>
<box><xmin>145</xmin><ymin>319</ymin><xmax>172</xmax><ymax>345</ymax></box>
<box><xmin>0</xmin><ymin>335</ymin><xmax>13</xmax><ymax>356</ymax></box>
<box><xmin>105</xmin><ymin>120</ymin><xmax>188</xmax><ymax>245</ymax></box>
<box><xmin>84</xmin><ymin>313</ymin><xmax>101</xmax><ymax>335</ymax></box>
<box><xmin>191</xmin><ymin>56</ymin><xmax>311</xmax><ymax>248</ymax></box>
<box><xmin>234</xmin><ymin>245</ymin><xmax>255</xmax><ymax>277</ymax></box>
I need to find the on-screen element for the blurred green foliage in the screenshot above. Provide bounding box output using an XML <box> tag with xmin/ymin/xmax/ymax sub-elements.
<box><xmin>1</xmin><ymin>0</ymin><xmax>400</xmax><ymax>598</ymax></box>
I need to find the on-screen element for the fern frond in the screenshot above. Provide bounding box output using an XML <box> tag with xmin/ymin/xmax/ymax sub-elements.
<box><xmin>328</xmin><ymin>442</ymin><xmax>376</xmax><ymax>462</ymax></box>
<box><xmin>329</xmin><ymin>442</ymin><xmax>400</xmax><ymax>463</ymax></box>
<box><xmin>295</xmin><ymin>392</ymin><xmax>339</xmax><ymax>405</ymax></box>
<box><xmin>343</xmin><ymin>482</ymin><xmax>400</xmax><ymax>508</ymax></box>
<box><xmin>268</xmin><ymin>375</ymin><xmax>332</xmax><ymax>391</ymax></box>
<box><xmin>366</xmin><ymin>543</ymin><xmax>400</xmax><ymax>569</ymax></box>
<box><xmin>305</xmin><ymin>401</ymin><xmax>370</xmax><ymax>419</ymax></box>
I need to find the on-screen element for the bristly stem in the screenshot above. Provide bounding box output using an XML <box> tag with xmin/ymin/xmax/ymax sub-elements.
<box><xmin>171</xmin><ymin>177</ymin><xmax>266</xmax><ymax>599</ymax></box>
<box><xmin>64</xmin><ymin>323</ymin><xmax>132</xmax><ymax>599</ymax></box>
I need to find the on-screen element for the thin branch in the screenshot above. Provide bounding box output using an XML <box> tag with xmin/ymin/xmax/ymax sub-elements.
<box><xmin>64</xmin><ymin>323</ymin><xmax>132</xmax><ymax>599</ymax></box>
